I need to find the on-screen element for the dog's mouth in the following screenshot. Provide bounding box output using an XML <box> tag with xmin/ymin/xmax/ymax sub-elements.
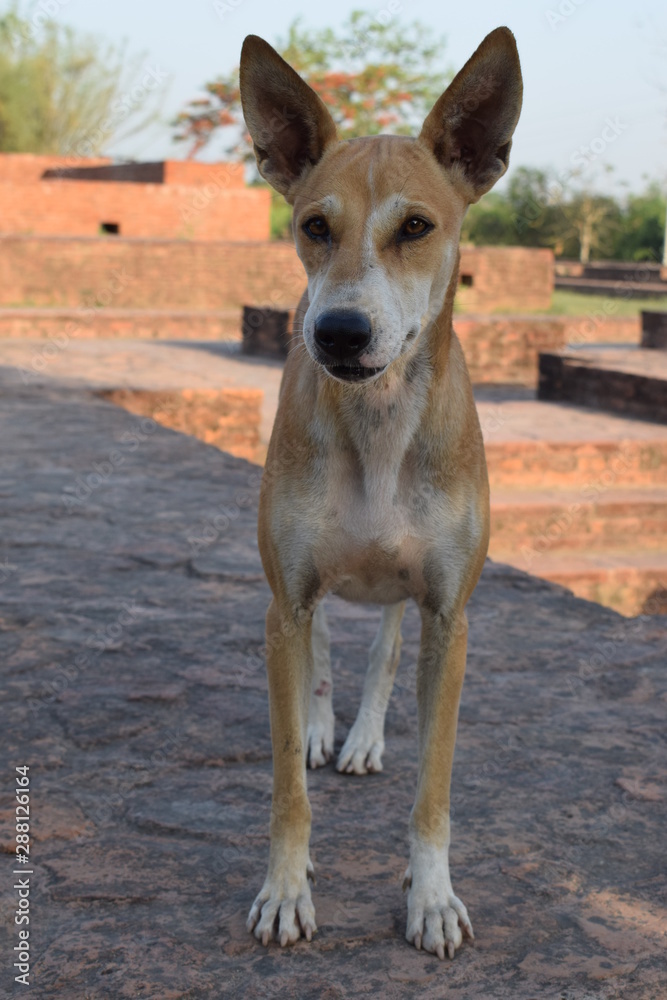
<box><xmin>323</xmin><ymin>364</ymin><xmax>387</xmax><ymax>383</ymax></box>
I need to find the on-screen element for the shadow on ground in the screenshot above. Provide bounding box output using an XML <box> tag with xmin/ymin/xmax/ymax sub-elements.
<box><xmin>1</xmin><ymin>371</ymin><xmax>665</xmax><ymax>999</ymax></box>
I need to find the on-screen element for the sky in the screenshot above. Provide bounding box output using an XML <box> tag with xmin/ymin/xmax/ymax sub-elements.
<box><xmin>25</xmin><ymin>0</ymin><xmax>667</xmax><ymax>197</ymax></box>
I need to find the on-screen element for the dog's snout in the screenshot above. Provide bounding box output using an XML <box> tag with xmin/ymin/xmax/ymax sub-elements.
<box><xmin>314</xmin><ymin>310</ymin><xmax>372</xmax><ymax>362</ymax></box>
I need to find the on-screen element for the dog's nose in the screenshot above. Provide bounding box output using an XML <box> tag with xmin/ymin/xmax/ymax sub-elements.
<box><xmin>314</xmin><ymin>310</ymin><xmax>372</xmax><ymax>362</ymax></box>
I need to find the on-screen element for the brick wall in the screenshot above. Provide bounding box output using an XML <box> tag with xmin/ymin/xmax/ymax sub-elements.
<box><xmin>0</xmin><ymin>154</ymin><xmax>265</xmax><ymax>240</ymax></box>
<box><xmin>0</xmin><ymin>236</ymin><xmax>303</xmax><ymax>308</ymax></box>
<box><xmin>458</xmin><ymin>246</ymin><xmax>554</xmax><ymax>311</ymax></box>
<box><xmin>0</xmin><ymin>236</ymin><xmax>553</xmax><ymax>313</ymax></box>
<box><xmin>99</xmin><ymin>387</ymin><xmax>263</xmax><ymax>463</ymax></box>
<box><xmin>455</xmin><ymin>315</ymin><xmax>566</xmax><ymax>385</ymax></box>
<box><xmin>42</xmin><ymin>160</ymin><xmax>247</xmax><ymax>187</ymax></box>
<box><xmin>0</xmin><ymin>307</ymin><xmax>242</xmax><ymax>341</ymax></box>
<box><xmin>0</xmin><ymin>179</ymin><xmax>269</xmax><ymax>241</ymax></box>
<box><xmin>562</xmin><ymin>315</ymin><xmax>640</xmax><ymax>344</ymax></box>
<box><xmin>0</xmin><ymin>154</ymin><xmax>110</xmax><ymax>183</ymax></box>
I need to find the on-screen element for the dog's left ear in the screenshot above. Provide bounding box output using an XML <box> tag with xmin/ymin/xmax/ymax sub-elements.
<box><xmin>240</xmin><ymin>35</ymin><xmax>337</xmax><ymax>202</ymax></box>
<box><xmin>419</xmin><ymin>27</ymin><xmax>523</xmax><ymax>203</ymax></box>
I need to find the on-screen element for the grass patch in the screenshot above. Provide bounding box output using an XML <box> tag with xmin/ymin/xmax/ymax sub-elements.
<box><xmin>546</xmin><ymin>290</ymin><xmax>666</xmax><ymax>317</ymax></box>
<box><xmin>454</xmin><ymin>290</ymin><xmax>667</xmax><ymax>317</ymax></box>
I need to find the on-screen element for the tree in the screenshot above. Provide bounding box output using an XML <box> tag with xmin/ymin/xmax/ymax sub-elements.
<box><xmin>611</xmin><ymin>182</ymin><xmax>666</xmax><ymax>262</ymax></box>
<box><xmin>173</xmin><ymin>11</ymin><xmax>450</xmax><ymax>161</ymax></box>
<box><xmin>463</xmin><ymin>167</ymin><xmax>566</xmax><ymax>251</ymax></box>
<box><xmin>461</xmin><ymin>166</ymin><xmax>665</xmax><ymax>263</ymax></box>
<box><xmin>559</xmin><ymin>189</ymin><xmax>621</xmax><ymax>263</ymax></box>
<box><xmin>461</xmin><ymin>192</ymin><xmax>516</xmax><ymax>246</ymax></box>
<box><xmin>0</xmin><ymin>2</ymin><xmax>167</xmax><ymax>155</ymax></box>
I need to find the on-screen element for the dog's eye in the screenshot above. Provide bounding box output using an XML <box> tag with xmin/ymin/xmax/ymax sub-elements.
<box><xmin>303</xmin><ymin>216</ymin><xmax>329</xmax><ymax>239</ymax></box>
<box><xmin>401</xmin><ymin>217</ymin><xmax>431</xmax><ymax>239</ymax></box>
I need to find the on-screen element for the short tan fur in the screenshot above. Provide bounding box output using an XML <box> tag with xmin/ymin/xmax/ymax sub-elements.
<box><xmin>240</xmin><ymin>27</ymin><xmax>522</xmax><ymax>959</ymax></box>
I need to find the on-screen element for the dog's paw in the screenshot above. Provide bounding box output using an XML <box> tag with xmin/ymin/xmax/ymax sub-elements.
<box><xmin>247</xmin><ymin>862</ymin><xmax>317</xmax><ymax>947</ymax></box>
<box><xmin>403</xmin><ymin>865</ymin><xmax>473</xmax><ymax>960</ymax></box>
<box><xmin>336</xmin><ymin>710</ymin><xmax>384</xmax><ymax>774</ymax></box>
<box><xmin>307</xmin><ymin>705</ymin><xmax>334</xmax><ymax>769</ymax></box>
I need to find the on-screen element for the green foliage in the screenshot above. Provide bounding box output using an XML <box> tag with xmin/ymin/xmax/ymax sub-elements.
<box><xmin>612</xmin><ymin>183</ymin><xmax>666</xmax><ymax>261</ymax></box>
<box><xmin>0</xmin><ymin>2</ymin><xmax>166</xmax><ymax>154</ymax></box>
<box><xmin>173</xmin><ymin>10</ymin><xmax>450</xmax><ymax>160</ymax></box>
<box><xmin>461</xmin><ymin>193</ymin><xmax>514</xmax><ymax>245</ymax></box>
<box><xmin>463</xmin><ymin>166</ymin><xmax>665</xmax><ymax>263</ymax></box>
<box><xmin>269</xmin><ymin>189</ymin><xmax>293</xmax><ymax>241</ymax></box>
<box><xmin>249</xmin><ymin>179</ymin><xmax>293</xmax><ymax>240</ymax></box>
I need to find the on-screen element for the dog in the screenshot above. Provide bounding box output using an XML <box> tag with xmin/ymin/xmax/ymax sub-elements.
<box><xmin>240</xmin><ymin>27</ymin><xmax>522</xmax><ymax>959</ymax></box>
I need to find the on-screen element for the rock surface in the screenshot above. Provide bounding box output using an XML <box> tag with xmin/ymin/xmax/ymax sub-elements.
<box><xmin>1</xmin><ymin>373</ymin><xmax>666</xmax><ymax>999</ymax></box>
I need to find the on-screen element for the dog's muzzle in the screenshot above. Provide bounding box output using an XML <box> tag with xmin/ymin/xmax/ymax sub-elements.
<box><xmin>313</xmin><ymin>310</ymin><xmax>384</xmax><ymax>382</ymax></box>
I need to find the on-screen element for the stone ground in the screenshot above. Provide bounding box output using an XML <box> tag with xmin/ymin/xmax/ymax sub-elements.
<box><xmin>2</xmin><ymin>339</ymin><xmax>284</xmax><ymax>447</ymax></box>
<box><xmin>8</xmin><ymin>338</ymin><xmax>667</xmax><ymax>452</ymax></box>
<box><xmin>1</xmin><ymin>359</ymin><xmax>666</xmax><ymax>999</ymax></box>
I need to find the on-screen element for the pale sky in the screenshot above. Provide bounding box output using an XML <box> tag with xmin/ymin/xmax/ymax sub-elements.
<box><xmin>32</xmin><ymin>0</ymin><xmax>667</xmax><ymax>196</ymax></box>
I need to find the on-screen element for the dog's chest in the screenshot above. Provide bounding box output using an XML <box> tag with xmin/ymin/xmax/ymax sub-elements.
<box><xmin>325</xmin><ymin>388</ymin><xmax>427</xmax><ymax>535</ymax></box>
<box><xmin>312</xmin><ymin>403</ymin><xmax>448</xmax><ymax>603</ymax></box>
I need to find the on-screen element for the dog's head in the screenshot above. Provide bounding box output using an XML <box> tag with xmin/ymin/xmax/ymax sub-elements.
<box><xmin>240</xmin><ymin>29</ymin><xmax>522</xmax><ymax>384</ymax></box>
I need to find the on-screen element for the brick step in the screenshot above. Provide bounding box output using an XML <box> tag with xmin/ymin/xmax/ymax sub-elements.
<box><xmin>538</xmin><ymin>348</ymin><xmax>667</xmax><ymax>423</ymax></box>
<box><xmin>97</xmin><ymin>386</ymin><xmax>263</xmax><ymax>464</ymax></box>
<box><xmin>490</xmin><ymin>550</ymin><xmax>667</xmax><ymax>617</ymax></box>
<box><xmin>0</xmin><ymin>307</ymin><xmax>242</xmax><ymax>341</ymax></box>
<box><xmin>555</xmin><ymin>260</ymin><xmax>665</xmax><ymax>283</ymax></box>
<box><xmin>485</xmin><ymin>438</ymin><xmax>667</xmax><ymax>489</ymax></box>
<box><xmin>561</xmin><ymin>315</ymin><xmax>639</xmax><ymax>345</ymax></box>
<box><xmin>489</xmin><ymin>487</ymin><xmax>667</xmax><ymax>554</ymax></box>
<box><xmin>554</xmin><ymin>276</ymin><xmax>667</xmax><ymax>298</ymax></box>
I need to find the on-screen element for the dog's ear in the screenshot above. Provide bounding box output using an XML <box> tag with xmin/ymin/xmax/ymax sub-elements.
<box><xmin>240</xmin><ymin>35</ymin><xmax>337</xmax><ymax>202</ymax></box>
<box><xmin>419</xmin><ymin>27</ymin><xmax>522</xmax><ymax>203</ymax></box>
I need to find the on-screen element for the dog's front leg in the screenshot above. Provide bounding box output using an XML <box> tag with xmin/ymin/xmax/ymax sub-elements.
<box><xmin>247</xmin><ymin>597</ymin><xmax>317</xmax><ymax>946</ymax></box>
<box><xmin>404</xmin><ymin>607</ymin><xmax>474</xmax><ymax>960</ymax></box>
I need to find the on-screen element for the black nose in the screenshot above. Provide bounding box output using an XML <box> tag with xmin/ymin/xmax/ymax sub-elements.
<box><xmin>314</xmin><ymin>310</ymin><xmax>372</xmax><ymax>362</ymax></box>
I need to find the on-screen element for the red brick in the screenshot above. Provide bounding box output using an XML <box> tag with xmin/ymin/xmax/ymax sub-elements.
<box><xmin>0</xmin><ymin>153</ymin><xmax>267</xmax><ymax>240</ymax></box>
<box><xmin>458</xmin><ymin>246</ymin><xmax>553</xmax><ymax>311</ymax></box>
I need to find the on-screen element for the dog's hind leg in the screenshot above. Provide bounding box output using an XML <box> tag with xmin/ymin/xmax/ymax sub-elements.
<box><xmin>337</xmin><ymin>601</ymin><xmax>405</xmax><ymax>775</ymax></box>
<box><xmin>307</xmin><ymin>602</ymin><xmax>335</xmax><ymax>768</ymax></box>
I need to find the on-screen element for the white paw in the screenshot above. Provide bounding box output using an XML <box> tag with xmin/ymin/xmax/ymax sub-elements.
<box><xmin>403</xmin><ymin>864</ymin><xmax>473</xmax><ymax>960</ymax></box>
<box><xmin>247</xmin><ymin>861</ymin><xmax>317</xmax><ymax>947</ymax></box>
<box><xmin>307</xmin><ymin>698</ymin><xmax>334</xmax><ymax>769</ymax></box>
<box><xmin>336</xmin><ymin>709</ymin><xmax>384</xmax><ymax>774</ymax></box>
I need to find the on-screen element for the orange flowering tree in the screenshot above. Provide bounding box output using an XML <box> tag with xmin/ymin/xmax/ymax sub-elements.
<box><xmin>172</xmin><ymin>11</ymin><xmax>449</xmax><ymax>161</ymax></box>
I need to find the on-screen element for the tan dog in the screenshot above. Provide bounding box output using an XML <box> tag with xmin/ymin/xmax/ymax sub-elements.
<box><xmin>240</xmin><ymin>27</ymin><xmax>522</xmax><ymax>960</ymax></box>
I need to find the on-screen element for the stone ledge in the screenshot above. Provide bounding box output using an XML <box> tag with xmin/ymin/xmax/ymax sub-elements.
<box><xmin>98</xmin><ymin>386</ymin><xmax>263</xmax><ymax>463</ymax></box>
<box><xmin>538</xmin><ymin>348</ymin><xmax>667</xmax><ymax>423</ymax></box>
<box><xmin>0</xmin><ymin>306</ymin><xmax>241</xmax><ymax>340</ymax></box>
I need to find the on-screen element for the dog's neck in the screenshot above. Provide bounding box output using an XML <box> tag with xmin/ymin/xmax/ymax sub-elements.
<box><xmin>305</xmin><ymin>256</ymin><xmax>461</xmax><ymax>501</ymax></box>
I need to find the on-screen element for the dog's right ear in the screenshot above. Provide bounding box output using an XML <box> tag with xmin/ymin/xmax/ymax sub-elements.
<box><xmin>240</xmin><ymin>35</ymin><xmax>337</xmax><ymax>202</ymax></box>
